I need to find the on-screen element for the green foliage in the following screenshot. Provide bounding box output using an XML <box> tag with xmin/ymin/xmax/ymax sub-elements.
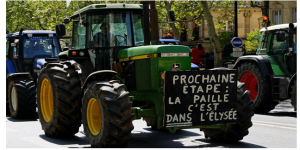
<box><xmin>156</xmin><ymin>1</ymin><xmax>249</xmax><ymax>40</ymax></box>
<box><xmin>208</xmin><ymin>31</ymin><xmax>233</xmax><ymax>48</ymax></box>
<box><xmin>245</xmin><ymin>28</ymin><xmax>261</xmax><ymax>52</ymax></box>
<box><xmin>217</xmin><ymin>31</ymin><xmax>234</xmax><ymax>47</ymax></box>
<box><xmin>6</xmin><ymin>0</ymin><xmax>131</xmax><ymax>34</ymax></box>
<box><xmin>6</xmin><ymin>0</ymin><xmax>250</xmax><ymax>41</ymax></box>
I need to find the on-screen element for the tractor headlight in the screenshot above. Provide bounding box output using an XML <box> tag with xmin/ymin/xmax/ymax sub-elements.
<box><xmin>160</xmin><ymin>72</ymin><xmax>165</xmax><ymax>80</ymax></box>
<box><xmin>79</xmin><ymin>51</ymin><xmax>85</xmax><ymax>56</ymax></box>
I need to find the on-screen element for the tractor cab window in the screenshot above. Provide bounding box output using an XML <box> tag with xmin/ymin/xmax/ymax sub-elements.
<box><xmin>12</xmin><ymin>39</ymin><xmax>19</xmax><ymax>58</ymax></box>
<box><xmin>86</xmin><ymin>11</ymin><xmax>134</xmax><ymax>48</ymax></box>
<box><xmin>83</xmin><ymin>11</ymin><xmax>143</xmax><ymax>70</ymax></box>
<box><xmin>13</xmin><ymin>46</ymin><xmax>19</xmax><ymax>58</ymax></box>
<box><xmin>261</xmin><ymin>31</ymin><xmax>269</xmax><ymax>49</ymax></box>
<box><xmin>132</xmin><ymin>13</ymin><xmax>144</xmax><ymax>46</ymax></box>
<box><xmin>23</xmin><ymin>35</ymin><xmax>61</xmax><ymax>59</ymax></box>
<box><xmin>270</xmin><ymin>29</ymin><xmax>297</xmax><ymax>53</ymax></box>
<box><xmin>72</xmin><ymin>15</ymin><xmax>86</xmax><ymax>49</ymax></box>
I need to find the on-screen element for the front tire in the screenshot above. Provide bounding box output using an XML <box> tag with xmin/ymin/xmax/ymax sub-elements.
<box><xmin>37</xmin><ymin>62</ymin><xmax>81</xmax><ymax>137</ymax></box>
<box><xmin>237</xmin><ymin>62</ymin><xmax>277</xmax><ymax>113</ymax></box>
<box><xmin>82</xmin><ymin>80</ymin><xmax>134</xmax><ymax>147</ymax></box>
<box><xmin>8</xmin><ymin>77</ymin><xmax>36</xmax><ymax>119</ymax></box>
<box><xmin>201</xmin><ymin>82</ymin><xmax>254</xmax><ymax>142</ymax></box>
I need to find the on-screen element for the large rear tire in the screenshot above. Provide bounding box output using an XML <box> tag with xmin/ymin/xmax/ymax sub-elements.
<box><xmin>82</xmin><ymin>80</ymin><xmax>134</xmax><ymax>147</ymax></box>
<box><xmin>201</xmin><ymin>82</ymin><xmax>254</xmax><ymax>142</ymax></box>
<box><xmin>290</xmin><ymin>80</ymin><xmax>297</xmax><ymax>111</ymax></box>
<box><xmin>36</xmin><ymin>62</ymin><xmax>81</xmax><ymax>137</ymax></box>
<box><xmin>8</xmin><ymin>77</ymin><xmax>36</xmax><ymax>119</ymax></box>
<box><xmin>237</xmin><ymin>62</ymin><xmax>277</xmax><ymax>113</ymax></box>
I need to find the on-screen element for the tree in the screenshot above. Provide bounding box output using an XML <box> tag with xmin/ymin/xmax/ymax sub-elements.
<box><xmin>157</xmin><ymin>1</ymin><xmax>203</xmax><ymax>40</ymax></box>
<box><xmin>6</xmin><ymin>0</ymin><xmax>103</xmax><ymax>34</ymax></box>
<box><xmin>156</xmin><ymin>1</ymin><xmax>246</xmax><ymax>67</ymax></box>
<box><xmin>201</xmin><ymin>1</ymin><xmax>222</xmax><ymax>67</ymax></box>
<box><xmin>245</xmin><ymin>28</ymin><xmax>261</xmax><ymax>52</ymax></box>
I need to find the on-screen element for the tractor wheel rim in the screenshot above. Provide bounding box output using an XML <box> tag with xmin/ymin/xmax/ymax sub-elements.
<box><xmin>87</xmin><ymin>98</ymin><xmax>102</xmax><ymax>136</ymax></box>
<box><xmin>40</xmin><ymin>78</ymin><xmax>53</xmax><ymax>122</ymax></box>
<box><xmin>11</xmin><ymin>87</ymin><xmax>17</xmax><ymax>111</ymax></box>
<box><xmin>240</xmin><ymin>73</ymin><xmax>258</xmax><ymax>101</ymax></box>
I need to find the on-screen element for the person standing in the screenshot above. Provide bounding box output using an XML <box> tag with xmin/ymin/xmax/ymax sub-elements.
<box><xmin>167</xmin><ymin>32</ymin><xmax>172</xmax><ymax>39</ymax></box>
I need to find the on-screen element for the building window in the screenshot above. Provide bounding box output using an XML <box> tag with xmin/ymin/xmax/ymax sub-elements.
<box><xmin>294</xmin><ymin>7</ymin><xmax>297</xmax><ymax>22</ymax></box>
<box><xmin>274</xmin><ymin>10</ymin><xmax>282</xmax><ymax>25</ymax></box>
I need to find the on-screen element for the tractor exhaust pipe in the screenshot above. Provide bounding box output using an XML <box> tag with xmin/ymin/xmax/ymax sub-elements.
<box><xmin>142</xmin><ymin>2</ymin><xmax>150</xmax><ymax>45</ymax></box>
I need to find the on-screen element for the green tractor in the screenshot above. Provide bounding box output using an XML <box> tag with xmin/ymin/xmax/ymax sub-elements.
<box><xmin>234</xmin><ymin>23</ymin><xmax>297</xmax><ymax>113</ymax></box>
<box><xmin>36</xmin><ymin>4</ymin><xmax>254</xmax><ymax>147</ymax></box>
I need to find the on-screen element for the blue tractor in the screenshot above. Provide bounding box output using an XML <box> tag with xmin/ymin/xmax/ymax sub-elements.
<box><xmin>6</xmin><ymin>29</ymin><xmax>66</xmax><ymax>119</ymax></box>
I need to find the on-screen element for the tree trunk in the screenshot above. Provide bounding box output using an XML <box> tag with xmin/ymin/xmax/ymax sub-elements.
<box><xmin>200</xmin><ymin>1</ymin><xmax>222</xmax><ymax>67</ymax></box>
<box><xmin>164</xmin><ymin>1</ymin><xmax>180</xmax><ymax>40</ymax></box>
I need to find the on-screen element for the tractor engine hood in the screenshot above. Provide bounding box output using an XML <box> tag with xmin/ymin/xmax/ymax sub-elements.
<box><xmin>117</xmin><ymin>45</ymin><xmax>191</xmax><ymax>59</ymax></box>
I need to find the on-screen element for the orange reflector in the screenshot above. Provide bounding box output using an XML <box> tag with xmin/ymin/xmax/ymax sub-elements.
<box><xmin>71</xmin><ymin>51</ymin><xmax>77</xmax><ymax>55</ymax></box>
<box><xmin>14</xmin><ymin>55</ymin><xmax>18</xmax><ymax>58</ymax></box>
<box><xmin>263</xmin><ymin>16</ymin><xmax>268</xmax><ymax>21</ymax></box>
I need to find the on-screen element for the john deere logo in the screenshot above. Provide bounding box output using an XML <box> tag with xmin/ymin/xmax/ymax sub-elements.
<box><xmin>172</xmin><ymin>63</ymin><xmax>180</xmax><ymax>70</ymax></box>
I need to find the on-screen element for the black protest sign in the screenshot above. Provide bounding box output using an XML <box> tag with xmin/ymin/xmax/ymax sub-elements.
<box><xmin>164</xmin><ymin>70</ymin><xmax>237</xmax><ymax>127</ymax></box>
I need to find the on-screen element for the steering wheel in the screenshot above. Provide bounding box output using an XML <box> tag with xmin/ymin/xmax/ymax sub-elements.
<box><xmin>115</xmin><ymin>35</ymin><xmax>127</xmax><ymax>46</ymax></box>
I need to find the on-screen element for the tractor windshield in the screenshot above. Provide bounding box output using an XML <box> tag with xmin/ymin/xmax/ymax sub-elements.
<box><xmin>23</xmin><ymin>35</ymin><xmax>61</xmax><ymax>59</ymax></box>
<box><xmin>85</xmin><ymin>11</ymin><xmax>144</xmax><ymax>48</ymax></box>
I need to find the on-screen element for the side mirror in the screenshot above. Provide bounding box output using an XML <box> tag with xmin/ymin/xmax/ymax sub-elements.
<box><xmin>198</xmin><ymin>43</ymin><xmax>203</xmax><ymax>50</ymax></box>
<box><xmin>56</xmin><ymin>24</ymin><xmax>66</xmax><ymax>37</ymax></box>
<box><xmin>276</xmin><ymin>31</ymin><xmax>285</xmax><ymax>42</ymax></box>
<box><xmin>169</xmin><ymin>10</ymin><xmax>175</xmax><ymax>21</ymax></box>
<box><xmin>63</xmin><ymin>18</ymin><xmax>70</xmax><ymax>24</ymax></box>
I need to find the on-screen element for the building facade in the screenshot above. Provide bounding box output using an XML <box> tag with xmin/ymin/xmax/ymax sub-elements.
<box><xmin>268</xmin><ymin>1</ymin><xmax>297</xmax><ymax>25</ymax></box>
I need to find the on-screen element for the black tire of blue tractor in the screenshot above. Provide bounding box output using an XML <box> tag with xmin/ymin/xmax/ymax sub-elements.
<box><xmin>8</xmin><ymin>77</ymin><xmax>36</xmax><ymax>119</ymax></box>
<box><xmin>82</xmin><ymin>80</ymin><xmax>134</xmax><ymax>148</ymax></box>
<box><xmin>36</xmin><ymin>62</ymin><xmax>81</xmax><ymax>137</ymax></box>
<box><xmin>237</xmin><ymin>62</ymin><xmax>278</xmax><ymax>113</ymax></box>
<box><xmin>290</xmin><ymin>80</ymin><xmax>297</xmax><ymax>111</ymax></box>
<box><xmin>201</xmin><ymin>82</ymin><xmax>254</xmax><ymax>142</ymax></box>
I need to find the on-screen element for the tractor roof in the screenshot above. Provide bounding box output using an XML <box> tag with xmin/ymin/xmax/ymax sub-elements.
<box><xmin>71</xmin><ymin>4</ymin><xmax>143</xmax><ymax>18</ymax></box>
<box><xmin>7</xmin><ymin>30</ymin><xmax>56</xmax><ymax>37</ymax></box>
<box><xmin>260</xmin><ymin>23</ymin><xmax>297</xmax><ymax>32</ymax></box>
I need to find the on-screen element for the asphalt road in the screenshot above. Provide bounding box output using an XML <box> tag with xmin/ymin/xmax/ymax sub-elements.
<box><xmin>6</xmin><ymin>100</ymin><xmax>297</xmax><ymax>148</ymax></box>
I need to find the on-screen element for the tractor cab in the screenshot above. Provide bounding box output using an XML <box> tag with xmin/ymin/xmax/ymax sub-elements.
<box><xmin>6</xmin><ymin>30</ymin><xmax>62</xmax><ymax>80</ymax></box>
<box><xmin>256</xmin><ymin>23</ymin><xmax>297</xmax><ymax>75</ymax></box>
<box><xmin>66</xmin><ymin>4</ymin><xmax>144</xmax><ymax>70</ymax></box>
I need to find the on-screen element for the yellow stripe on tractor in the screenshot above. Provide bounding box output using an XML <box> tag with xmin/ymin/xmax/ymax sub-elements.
<box><xmin>119</xmin><ymin>53</ymin><xmax>158</xmax><ymax>62</ymax></box>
